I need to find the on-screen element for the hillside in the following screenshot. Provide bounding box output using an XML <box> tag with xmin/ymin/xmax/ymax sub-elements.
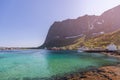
<box><xmin>62</xmin><ymin>29</ymin><xmax>120</xmax><ymax>50</ymax></box>
<box><xmin>84</xmin><ymin>29</ymin><xmax>120</xmax><ymax>48</ymax></box>
<box><xmin>40</xmin><ymin>5</ymin><xmax>120</xmax><ymax>48</ymax></box>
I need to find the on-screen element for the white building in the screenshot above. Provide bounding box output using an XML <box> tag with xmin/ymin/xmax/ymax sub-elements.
<box><xmin>106</xmin><ymin>43</ymin><xmax>117</xmax><ymax>51</ymax></box>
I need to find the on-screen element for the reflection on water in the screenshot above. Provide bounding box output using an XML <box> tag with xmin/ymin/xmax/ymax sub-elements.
<box><xmin>0</xmin><ymin>50</ymin><xmax>119</xmax><ymax>80</ymax></box>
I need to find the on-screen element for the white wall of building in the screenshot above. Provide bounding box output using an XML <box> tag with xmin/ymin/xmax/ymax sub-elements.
<box><xmin>107</xmin><ymin>44</ymin><xmax>117</xmax><ymax>51</ymax></box>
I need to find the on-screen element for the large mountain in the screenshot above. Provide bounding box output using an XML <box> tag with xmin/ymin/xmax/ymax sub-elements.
<box><xmin>40</xmin><ymin>5</ymin><xmax>120</xmax><ymax>48</ymax></box>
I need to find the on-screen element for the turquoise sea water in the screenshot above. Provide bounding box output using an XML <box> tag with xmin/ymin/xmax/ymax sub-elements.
<box><xmin>0</xmin><ymin>50</ymin><xmax>119</xmax><ymax>80</ymax></box>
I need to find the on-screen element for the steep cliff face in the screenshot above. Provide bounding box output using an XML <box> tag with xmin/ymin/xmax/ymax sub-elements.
<box><xmin>41</xmin><ymin>5</ymin><xmax>120</xmax><ymax>48</ymax></box>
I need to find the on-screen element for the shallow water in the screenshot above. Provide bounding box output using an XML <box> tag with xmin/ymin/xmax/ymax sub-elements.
<box><xmin>0</xmin><ymin>50</ymin><xmax>119</xmax><ymax>80</ymax></box>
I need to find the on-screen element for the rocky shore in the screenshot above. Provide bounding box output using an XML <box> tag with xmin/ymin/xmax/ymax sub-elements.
<box><xmin>54</xmin><ymin>65</ymin><xmax>120</xmax><ymax>80</ymax></box>
<box><xmin>102</xmin><ymin>52</ymin><xmax>120</xmax><ymax>59</ymax></box>
<box><xmin>52</xmin><ymin>52</ymin><xmax>120</xmax><ymax>80</ymax></box>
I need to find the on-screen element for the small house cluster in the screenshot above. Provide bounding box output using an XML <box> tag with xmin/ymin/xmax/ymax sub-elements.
<box><xmin>106</xmin><ymin>43</ymin><xmax>117</xmax><ymax>51</ymax></box>
<box><xmin>78</xmin><ymin>43</ymin><xmax>118</xmax><ymax>52</ymax></box>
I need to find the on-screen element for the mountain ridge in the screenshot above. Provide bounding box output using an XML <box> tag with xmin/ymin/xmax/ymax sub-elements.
<box><xmin>40</xmin><ymin>5</ymin><xmax>120</xmax><ymax>48</ymax></box>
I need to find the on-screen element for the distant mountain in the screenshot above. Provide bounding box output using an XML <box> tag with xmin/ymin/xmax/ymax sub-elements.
<box><xmin>40</xmin><ymin>5</ymin><xmax>120</xmax><ymax>48</ymax></box>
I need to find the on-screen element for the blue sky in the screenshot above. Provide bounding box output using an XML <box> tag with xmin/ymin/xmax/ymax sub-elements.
<box><xmin>0</xmin><ymin>0</ymin><xmax>120</xmax><ymax>47</ymax></box>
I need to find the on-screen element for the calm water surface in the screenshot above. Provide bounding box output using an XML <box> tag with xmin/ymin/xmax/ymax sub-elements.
<box><xmin>0</xmin><ymin>50</ymin><xmax>119</xmax><ymax>80</ymax></box>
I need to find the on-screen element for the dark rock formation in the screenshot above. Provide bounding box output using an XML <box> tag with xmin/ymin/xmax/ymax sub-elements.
<box><xmin>40</xmin><ymin>5</ymin><xmax>120</xmax><ymax>48</ymax></box>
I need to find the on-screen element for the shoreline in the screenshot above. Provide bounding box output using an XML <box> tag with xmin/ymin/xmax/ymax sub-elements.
<box><xmin>52</xmin><ymin>52</ymin><xmax>120</xmax><ymax>80</ymax></box>
<box><xmin>54</xmin><ymin>64</ymin><xmax>120</xmax><ymax>80</ymax></box>
<box><xmin>102</xmin><ymin>52</ymin><xmax>120</xmax><ymax>59</ymax></box>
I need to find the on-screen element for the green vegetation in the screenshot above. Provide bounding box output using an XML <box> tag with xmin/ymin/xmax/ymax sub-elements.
<box><xmin>61</xmin><ymin>30</ymin><xmax>120</xmax><ymax>50</ymax></box>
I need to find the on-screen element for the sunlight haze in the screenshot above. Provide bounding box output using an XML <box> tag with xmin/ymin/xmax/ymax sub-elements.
<box><xmin>0</xmin><ymin>0</ymin><xmax>120</xmax><ymax>47</ymax></box>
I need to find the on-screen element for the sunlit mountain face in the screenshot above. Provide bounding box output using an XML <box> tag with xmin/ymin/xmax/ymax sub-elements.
<box><xmin>40</xmin><ymin>5</ymin><xmax>120</xmax><ymax>48</ymax></box>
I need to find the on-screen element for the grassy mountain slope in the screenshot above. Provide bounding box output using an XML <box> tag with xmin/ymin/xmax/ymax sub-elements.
<box><xmin>62</xmin><ymin>30</ymin><xmax>120</xmax><ymax>50</ymax></box>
